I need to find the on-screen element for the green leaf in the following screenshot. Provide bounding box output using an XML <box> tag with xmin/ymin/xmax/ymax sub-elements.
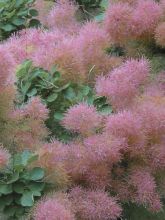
<box><xmin>77</xmin><ymin>90</ymin><xmax>84</xmax><ymax>101</ymax></box>
<box><xmin>29</xmin><ymin>8</ymin><xmax>38</xmax><ymax>17</ymax></box>
<box><xmin>87</xmin><ymin>94</ymin><xmax>95</xmax><ymax>105</ymax></box>
<box><xmin>99</xmin><ymin>106</ymin><xmax>112</xmax><ymax>115</ymax></box>
<box><xmin>54</xmin><ymin>112</ymin><xmax>64</xmax><ymax>121</ymax></box>
<box><xmin>28</xmin><ymin>182</ymin><xmax>45</xmax><ymax>192</ymax></box>
<box><xmin>20</xmin><ymin>191</ymin><xmax>34</xmax><ymax>207</ymax></box>
<box><xmin>32</xmin><ymin>191</ymin><xmax>41</xmax><ymax>196</ymax></box>
<box><xmin>51</xmin><ymin>65</ymin><xmax>60</xmax><ymax>76</ymax></box>
<box><xmin>29</xmin><ymin>167</ymin><xmax>44</xmax><ymax>181</ymax></box>
<box><xmin>7</xmin><ymin>172</ymin><xmax>19</xmax><ymax>184</ymax></box>
<box><xmin>27</xmin><ymin>88</ymin><xmax>37</xmax><ymax>97</ymax></box>
<box><xmin>29</xmin><ymin>19</ymin><xmax>40</xmax><ymax>27</ymax></box>
<box><xmin>15</xmin><ymin>0</ymin><xmax>24</xmax><ymax>7</ymax></box>
<box><xmin>3</xmin><ymin>194</ymin><xmax>13</xmax><ymax>205</ymax></box>
<box><xmin>13</xmin><ymin>182</ymin><xmax>24</xmax><ymax>194</ymax></box>
<box><xmin>30</xmin><ymin>69</ymin><xmax>42</xmax><ymax>79</ymax></box>
<box><xmin>15</xmin><ymin>206</ymin><xmax>24</xmax><ymax>216</ymax></box>
<box><xmin>0</xmin><ymin>200</ymin><xmax>5</xmax><ymax>211</ymax></box>
<box><xmin>47</xmin><ymin>93</ymin><xmax>58</xmax><ymax>102</ymax></box>
<box><xmin>21</xmin><ymin>150</ymin><xmax>33</xmax><ymax>166</ymax></box>
<box><xmin>81</xmin><ymin>85</ymin><xmax>90</xmax><ymax>96</ymax></box>
<box><xmin>16</xmin><ymin>60</ymin><xmax>32</xmax><ymax>79</ymax></box>
<box><xmin>28</xmin><ymin>154</ymin><xmax>38</xmax><ymax>164</ymax></box>
<box><xmin>14</xmin><ymin>194</ymin><xmax>22</xmax><ymax>205</ymax></box>
<box><xmin>55</xmin><ymin>83</ymin><xmax>70</xmax><ymax>92</ymax></box>
<box><xmin>1</xmin><ymin>24</ymin><xmax>16</xmax><ymax>32</ymax></box>
<box><xmin>17</xmin><ymin>9</ymin><xmax>29</xmax><ymax>16</ymax></box>
<box><xmin>64</xmin><ymin>87</ymin><xmax>76</xmax><ymax>101</ymax></box>
<box><xmin>0</xmin><ymin>184</ymin><xmax>12</xmax><ymax>195</ymax></box>
<box><xmin>95</xmin><ymin>13</ymin><xmax>105</xmax><ymax>22</ymax></box>
<box><xmin>12</xmin><ymin>18</ymin><xmax>25</xmax><ymax>26</ymax></box>
<box><xmin>100</xmin><ymin>0</ymin><xmax>109</xmax><ymax>9</ymax></box>
<box><xmin>13</xmin><ymin>151</ymin><xmax>37</xmax><ymax>172</ymax></box>
<box><xmin>21</xmin><ymin>81</ymin><xmax>31</xmax><ymax>94</ymax></box>
<box><xmin>13</xmin><ymin>153</ymin><xmax>24</xmax><ymax>172</ymax></box>
<box><xmin>3</xmin><ymin>206</ymin><xmax>16</xmax><ymax>217</ymax></box>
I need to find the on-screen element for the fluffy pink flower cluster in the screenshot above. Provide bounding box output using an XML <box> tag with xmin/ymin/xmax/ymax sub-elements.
<box><xmin>105</xmin><ymin>0</ymin><xmax>163</xmax><ymax>44</ymax></box>
<box><xmin>62</xmin><ymin>103</ymin><xmax>102</xmax><ymax>136</ymax></box>
<box><xmin>46</xmin><ymin>0</ymin><xmax>80</xmax><ymax>34</ymax></box>
<box><xmin>0</xmin><ymin>46</ymin><xmax>16</xmax><ymax>86</ymax></box>
<box><xmin>34</xmin><ymin>0</ymin><xmax>54</xmax><ymax>26</ymax></box>
<box><xmin>0</xmin><ymin>0</ymin><xmax>165</xmax><ymax>218</ymax></box>
<box><xmin>11</xmin><ymin>97</ymin><xmax>49</xmax><ymax>150</ymax></box>
<box><xmin>33</xmin><ymin>188</ymin><xmax>122</xmax><ymax>220</ymax></box>
<box><xmin>69</xmin><ymin>187</ymin><xmax>122</xmax><ymax>220</ymax></box>
<box><xmin>34</xmin><ymin>193</ymin><xmax>75</xmax><ymax>220</ymax></box>
<box><xmin>1</xmin><ymin>0</ymin><xmax>122</xmax><ymax>83</ymax></box>
<box><xmin>0</xmin><ymin>47</ymin><xmax>49</xmax><ymax>175</ymax></box>
<box><xmin>96</xmin><ymin>59</ymin><xmax>150</xmax><ymax>110</ymax></box>
<box><xmin>35</xmin><ymin>58</ymin><xmax>164</xmax><ymax>215</ymax></box>
<box><xmin>31</xmin><ymin>21</ymin><xmax>121</xmax><ymax>82</ymax></box>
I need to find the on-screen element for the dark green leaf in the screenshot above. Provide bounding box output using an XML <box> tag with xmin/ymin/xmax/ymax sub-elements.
<box><xmin>29</xmin><ymin>19</ymin><xmax>40</xmax><ymax>27</ymax></box>
<box><xmin>27</xmin><ymin>88</ymin><xmax>37</xmax><ymax>97</ymax></box>
<box><xmin>0</xmin><ymin>184</ymin><xmax>12</xmax><ymax>195</ymax></box>
<box><xmin>13</xmin><ymin>182</ymin><xmax>24</xmax><ymax>194</ymax></box>
<box><xmin>99</xmin><ymin>106</ymin><xmax>112</xmax><ymax>115</ymax></box>
<box><xmin>29</xmin><ymin>9</ymin><xmax>38</xmax><ymax>17</ymax></box>
<box><xmin>3</xmin><ymin>194</ymin><xmax>13</xmax><ymax>205</ymax></box>
<box><xmin>3</xmin><ymin>206</ymin><xmax>15</xmax><ymax>217</ymax></box>
<box><xmin>7</xmin><ymin>172</ymin><xmax>19</xmax><ymax>184</ymax></box>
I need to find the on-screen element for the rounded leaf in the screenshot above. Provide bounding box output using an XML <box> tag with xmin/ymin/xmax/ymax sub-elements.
<box><xmin>29</xmin><ymin>167</ymin><xmax>44</xmax><ymax>181</ymax></box>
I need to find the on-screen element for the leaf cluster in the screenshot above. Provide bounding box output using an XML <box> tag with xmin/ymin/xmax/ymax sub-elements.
<box><xmin>0</xmin><ymin>150</ymin><xmax>45</xmax><ymax>219</ymax></box>
<box><xmin>0</xmin><ymin>0</ymin><xmax>40</xmax><ymax>40</ymax></box>
<box><xmin>16</xmin><ymin>60</ymin><xmax>112</xmax><ymax>141</ymax></box>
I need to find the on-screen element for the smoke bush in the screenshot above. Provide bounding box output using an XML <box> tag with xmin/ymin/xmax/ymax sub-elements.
<box><xmin>2</xmin><ymin>7</ymin><xmax>122</xmax><ymax>83</ymax></box>
<box><xmin>96</xmin><ymin>59</ymin><xmax>150</xmax><ymax>110</ymax></box>
<box><xmin>0</xmin><ymin>46</ymin><xmax>48</xmax><ymax>151</ymax></box>
<box><xmin>0</xmin><ymin>0</ymin><xmax>165</xmax><ymax>219</ymax></box>
<box><xmin>33</xmin><ymin>193</ymin><xmax>75</xmax><ymax>220</ymax></box>
<box><xmin>105</xmin><ymin>0</ymin><xmax>163</xmax><ymax>45</ymax></box>
<box><xmin>33</xmin><ymin>58</ymin><xmax>165</xmax><ymax>216</ymax></box>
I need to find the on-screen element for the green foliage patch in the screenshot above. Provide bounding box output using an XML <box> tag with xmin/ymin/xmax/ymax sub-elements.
<box><xmin>16</xmin><ymin>60</ymin><xmax>112</xmax><ymax>140</ymax></box>
<box><xmin>0</xmin><ymin>150</ymin><xmax>45</xmax><ymax>219</ymax></box>
<box><xmin>0</xmin><ymin>0</ymin><xmax>40</xmax><ymax>40</ymax></box>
